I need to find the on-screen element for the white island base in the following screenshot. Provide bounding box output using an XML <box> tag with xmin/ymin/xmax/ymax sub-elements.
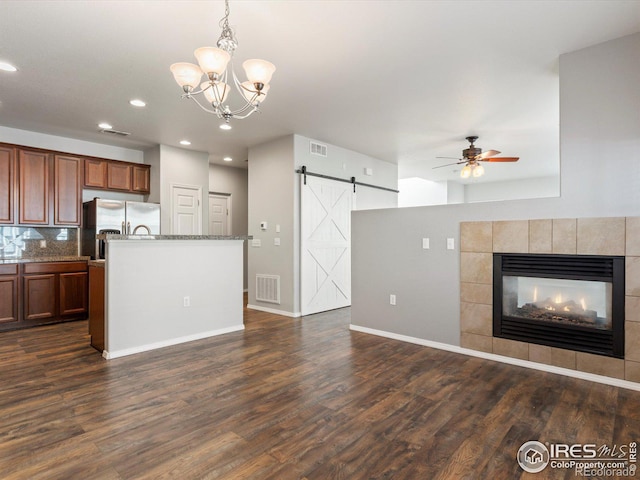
<box><xmin>102</xmin><ymin>237</ymin><xmax>246</xmax><ymax>359</ymax></box>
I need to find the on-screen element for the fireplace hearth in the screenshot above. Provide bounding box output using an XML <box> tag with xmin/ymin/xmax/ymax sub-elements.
<box><xmin>493</xmin><ymin>254</ymin><xmax>625</xmax><ymax>358</ymax></box>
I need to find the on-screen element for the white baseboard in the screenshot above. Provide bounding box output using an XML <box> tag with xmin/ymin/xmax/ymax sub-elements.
<box><xmin>246</xmin><ymin>304</ymin><xmax>301</xmax><ymax>318</ymax></box>
<box><xmin>103</xmin><ymin>324</ymin><xmax>245</xmax><ymax>360</ymax></box>
<box><xmin>349</xmin><ymin>324</ymin><xmax>640</xmax><ymax>392</ymax></box>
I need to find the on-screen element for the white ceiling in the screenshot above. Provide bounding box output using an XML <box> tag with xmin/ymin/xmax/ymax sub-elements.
<box><xmin>0</xmin><ymin>1</ymin><xmax>638</xmax><ymax>185</ymax></box>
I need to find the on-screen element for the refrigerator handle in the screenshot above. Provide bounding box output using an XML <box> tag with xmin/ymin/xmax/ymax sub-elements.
<box><xmin>127</xmin><ymin>221</ymin><xmax>131</xmax><ymax>235</ymax></box>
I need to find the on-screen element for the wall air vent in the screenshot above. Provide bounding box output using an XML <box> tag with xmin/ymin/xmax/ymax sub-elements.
<box><xmin>256</xmin><ymin>274</ymin><xmax>281</xmax><ymax>304</ymax></box>
<box><xmin>100</xmin><ymin>129</ymin><xmax>131</xmax><ymax>137</ymax></box>
<box><xmin>310</xmin><ymin>141</ymin><xmax>327</xmax><ymax>157</ymax></box>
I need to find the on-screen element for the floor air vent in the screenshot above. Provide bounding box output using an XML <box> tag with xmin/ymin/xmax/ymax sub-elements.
<box><xmin>256</xmin><ymin>274</ymin><xmax>280</xmax><ymax>304</ymax></box>
<box><xmin>310</xmin><ymin>141</ymin><xmax>327</xmax><ymax>157</ymax></box>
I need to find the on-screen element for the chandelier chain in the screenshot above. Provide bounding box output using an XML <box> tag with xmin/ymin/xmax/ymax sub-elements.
<box><xmin>218</xmin><ymin>0</ymin><xmax>238</xmax><ymax>53</ymax></box>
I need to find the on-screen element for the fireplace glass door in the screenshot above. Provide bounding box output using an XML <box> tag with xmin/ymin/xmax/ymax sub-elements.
<box><xmin>493</xmin><ymin>253</ymin><xmax>624</xmax><ymax>358</ymax></box>
<box><xmin>502</xmin><ymin>276</ymin><xmax>612</xmax><ymax>330</ymax></box>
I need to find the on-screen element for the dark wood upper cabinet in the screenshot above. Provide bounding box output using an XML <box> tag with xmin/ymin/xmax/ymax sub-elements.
<box><xmin>84</xmin><ymin>158</ymin><xmax>108</xmax><ymax>189</ymax></box>
<box><xmin>86</xmin><ymin>160</ymin><xmax>150</xmax><ymax>194</ymax></box>
<box><xmin>0</xmin><ymin>146</ymin><xmax>15</xmax><ymax>224</ymax></box>
<box><xmin>54</xmin><ymin>155</ymin><xmax>82</xmax><ymax>226</ymax></box>
<box><xmin>107</xmin><ymin>162</ymin><xmax>132</xmax><ymax>191</ymax></box>
<box><xmin>132</xmin><ymin>164</ymin><xmax>151</xmax><ymax>194</ymax></box>
<box><xmin>18</xmin><ymin>149</ymin><xmax>50</xmax><ymax>225</ymax></box>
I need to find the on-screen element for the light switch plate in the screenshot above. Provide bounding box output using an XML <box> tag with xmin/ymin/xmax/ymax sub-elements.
<box><xmin>274</xmin><ymin>238</ymin><xmax>281</xmax><ymax>246</ymax></box>
<box><xmin>422</xmin><ymin>238</ymin><xmax>429</xmax><ymax>249</ymax></box>
<box><xmin>447</xmin><ymin>238</ymin><xmax>455</xmax><ymax>250</ymax></box>
<box><xmin>251</xmin><ymin>239</ymin><xmax>261</xmax><ymax>247</ymax></box>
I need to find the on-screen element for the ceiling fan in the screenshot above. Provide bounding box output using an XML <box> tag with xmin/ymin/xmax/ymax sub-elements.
<box><xmin>433</xmin><ymin>136</ymin><xmax>519</xmax><ymax>178</ymax></box>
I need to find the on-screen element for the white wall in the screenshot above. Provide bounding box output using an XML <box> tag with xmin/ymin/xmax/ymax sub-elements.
<box><xmin>209</xmin><ymin>164</ymin><xmax>249</xmax><ymax>289</ymax></box>
<box><xmin>464</xmin><ymin>175</ymin><xmax>559</xmax><ymax>203</ymax></box>
<box><xmin>143</xmin><ymin>145</ymin><xmax>210</xmax><ymax>235</ymax></box>
<box><xmin>0</xmin><ymin>126</ymin><xmax>144</xmax><ymax>163</ymax></box>
<box><xmin>351</xmin><ymin>32</ymin><xmax>640</xmax><ymax>346</ymax></box>
<box><xmin>104</xmin><ymin>240</ymin><xmax>244</xmax><ymax>358</ymax></box>
<box><xmin>398</xmin><ymin>176</ymin><xmax>558</xmax><ymax>207</ymax></box>
<box><xmin>248</xmin><ymin>135</ymin><xmax>296</xmax><ymax>313</ymax></box>
<box><xmin>248</xmin><ymin>134</ymin><xmax>398</xmax><ymax>316</ymax></box>
<box><xmin>399</xmin><ymin>178</ymin><xmax>448</xmax><ymax>207</ymax></box>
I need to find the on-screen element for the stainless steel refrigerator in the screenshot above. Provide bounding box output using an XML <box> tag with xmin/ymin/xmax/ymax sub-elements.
<box><xmin>82</xmin><ymin>199</ymin><xmax>161</xmax><ymax>258</ymax></box>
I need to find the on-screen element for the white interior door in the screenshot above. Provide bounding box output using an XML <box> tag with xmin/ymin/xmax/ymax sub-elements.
<box><xmin>300</xmin><ymin>175</ymin><xmax>355</xmax><ymax>316</ymax></box>
<box><xmin>208</xmin><ymin>193</ymin><xmax>231</xmax><ymax>235</ymax></box>
<box><xmin>171</xmin><ymin>184</ymin><xmax>202</xmax><ymax>234</ymax></box>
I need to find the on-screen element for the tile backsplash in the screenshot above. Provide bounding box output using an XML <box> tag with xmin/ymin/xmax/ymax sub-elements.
<box><xmin>0</xmin><ymin>227</ymin><xmax>79</xmax><ymax>260</ymax></box>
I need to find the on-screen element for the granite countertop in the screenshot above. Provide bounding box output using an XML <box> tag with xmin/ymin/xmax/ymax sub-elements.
<box><xmin>0</xmin><ymin>256</ymin><xmax>91</xmax><ymax>265</ymax></box>
<box><xmin>97</xmin><ymin>234</ymin><xmax>252</xmax><ymax>241</ymax></box>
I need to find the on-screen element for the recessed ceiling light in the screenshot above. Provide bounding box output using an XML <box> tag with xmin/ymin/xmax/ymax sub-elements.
<box><xmin>223</xmin><ymin>157</ymin><xmax>232</xmax><ymax>162</ymax></box>
<box><xmin>0</xmin><ymin>62</ymin><xmax>17</xmax><ymax>72</ymax></box>
<box><xmin>180</xmin><ymin>140</ymin><xmax>191</xmax><ymax>146</ymax></box>
<box><xmin>129</xmin><ymin>99</ymin><xmax>146</xmax><ymax>107</ymax></box>
<box><xmin>219</xmin><ymin>123</ymin><xmax>232</xmax><ymax>131</ymax></box>
<box><xmin>98</xmin><ymin>122</ymin><xmax>113</xmax><ymax>129</ymax></box>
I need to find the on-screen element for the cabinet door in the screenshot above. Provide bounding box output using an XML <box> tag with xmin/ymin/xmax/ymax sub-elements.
<box><xmin>18</xmin><ymin>149</ymin><xmax>50</xmax><ymax>225</ymax></box>
<box><xmin>23</xmin><ymin>274</ymin><xmax>56</xmax><ymax>320</ymax></box>
<box><xmin>84</xmin><ymin>158</ymin><xmax>108</xmax><ymax>189</ymax></box>
<box><xmin>0</xmin><ymin>275</ymin><xmax>18</xmax><ymax>323</ymax></box>
<box><xmin>0</xmin><ymin>146</ymin><xmax>15</xmax><ymax>224</ymax></box>
<box><xmin>54</xmin><ymin>155</ymin><xmax>82</xmax><ymax>225</ymax></box>
<box><xmin>132</xmin><ymin>164</ymin><xmax>150</xmax><ymax>194</ymax></box>
<box><xmin>107</xmin><ymin>162</ymin><xmax>132</xmax><ymax>191</ymax></box>
<box><xmin>59</xmin><ymin>271</ymin><xmax>88</xmax><ymax>316</ymax></box>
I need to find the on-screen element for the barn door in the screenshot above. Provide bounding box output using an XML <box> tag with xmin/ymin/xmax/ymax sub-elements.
<box><xmin>300</xmin><ymin>175</ymin><xmax>355</xmax><ymax>315</ymax></box>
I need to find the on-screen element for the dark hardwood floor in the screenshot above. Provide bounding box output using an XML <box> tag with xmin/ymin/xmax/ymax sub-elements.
<box><xmin>1</xmin><ymin>303</ymin><xmax>639</xmax><ymax>479</ymax></box>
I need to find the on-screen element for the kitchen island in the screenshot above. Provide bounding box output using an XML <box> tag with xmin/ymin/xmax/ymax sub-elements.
<box><xmin>96</xmin><ymin>234</ymin><xmax>249</xmax><ymax>359</ymax></box>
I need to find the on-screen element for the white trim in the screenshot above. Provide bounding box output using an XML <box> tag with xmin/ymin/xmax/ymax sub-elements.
<box><xmin>247</xmin><ymin>304</ymin><xmax>301</xmax><ymax>318</ymax></box>
<box><xmin>349</xmin><ymin>324</ymin><xmax>640</xmax><ymax>392</ymax></box>
<box><xmin>103</xmin><ymin>324</ymin><xmax>244</xmax><ymax>359</ymax></box>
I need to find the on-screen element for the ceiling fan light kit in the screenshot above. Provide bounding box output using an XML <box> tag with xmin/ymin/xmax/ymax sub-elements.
<box><xmin>434</xmin><ymin>135</ymin><xmax>519</xmax><ymax>179</ymax></box>
<box><xmin>170</xmin><ymin>0</ymin><xmax>276</xmax><ymax>128</ymax></box>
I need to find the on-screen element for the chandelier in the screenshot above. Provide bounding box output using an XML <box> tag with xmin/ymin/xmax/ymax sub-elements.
<box><xmin>170</xmin><ymin>0</ymin><xmax>276</xmax><ymax>129</ymax></box>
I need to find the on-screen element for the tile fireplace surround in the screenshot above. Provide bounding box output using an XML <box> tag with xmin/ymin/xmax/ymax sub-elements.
<box><xmin>460</xmin><ymin>217</ymin><xmax>640</xmax><ymax>384</ymax></box>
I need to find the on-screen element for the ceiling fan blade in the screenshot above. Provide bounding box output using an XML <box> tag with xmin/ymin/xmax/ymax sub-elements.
<box><xmin>435</xmin><ymin>156</ymin><xmax>461</xmax><ymax>160</ymax></box>
<box><xmin>481</xmin><ymin>156</ymin><xmax>520</xmax><ymax>162</ymax></box>
<box><xmin>432</xmin><ymin>160</ymin><xmax>466</xmax><ymax>169</ymax></box>
<box><xmin>478</xmin><ymin>149</ymin><xmax>501</xmax><ymax>159</ymax></box>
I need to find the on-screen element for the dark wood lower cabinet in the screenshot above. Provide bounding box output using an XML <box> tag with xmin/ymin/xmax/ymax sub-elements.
<box><xmin>0</xmin><ymin>264</ymin><xmax>19</xmax><ymax>323</ymax></box>
<box><xmin>0</xmin><ymin>261</ymin><xmax>88</xmax><ymax>331</ymax></box>
<box><xmin>60</xmin><ymin>271</ymin><xmax>88</xmax><ymax>316</ymax></box>
<box><xmin>24</xmin><ymin>274</ymin><xmax>56</xmax><ymax>320</ymax></box>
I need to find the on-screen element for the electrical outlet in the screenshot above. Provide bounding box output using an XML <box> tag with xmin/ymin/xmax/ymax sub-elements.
<box><xmin>447</xmin><ymin>238</ymin><xmax>455</xmax><ymax>250</ymax></box>
<box><xmin>274</xmin><ymin>237</ymin><xmax>281</xmax><ymax>246</ymax></box>
<box><xmin>39</xmin><ymin>240</ymin><xmax>46</xmax><ymax>248</ymax></box>
<box><xmin>183</xmin><ymin>296</ymin><xmax>190</xmax><ymax>307</ymax></box>
<box><xmin>390</xmin><ymin>294</ymin><xmax>396</xmax><ymax>306</ymax></box>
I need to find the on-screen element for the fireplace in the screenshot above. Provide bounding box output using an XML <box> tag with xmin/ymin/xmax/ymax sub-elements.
<box><xmin>493</xmin><ymin>254</ymin><xmax>625</xmax><ymax>358</ymax></box>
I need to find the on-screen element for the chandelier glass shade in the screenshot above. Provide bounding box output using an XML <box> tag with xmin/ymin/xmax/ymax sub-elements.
<box><xmin>170</xmin><ymin>0</ymin><xmax>275</xmax><ymax>126</ymax></box>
